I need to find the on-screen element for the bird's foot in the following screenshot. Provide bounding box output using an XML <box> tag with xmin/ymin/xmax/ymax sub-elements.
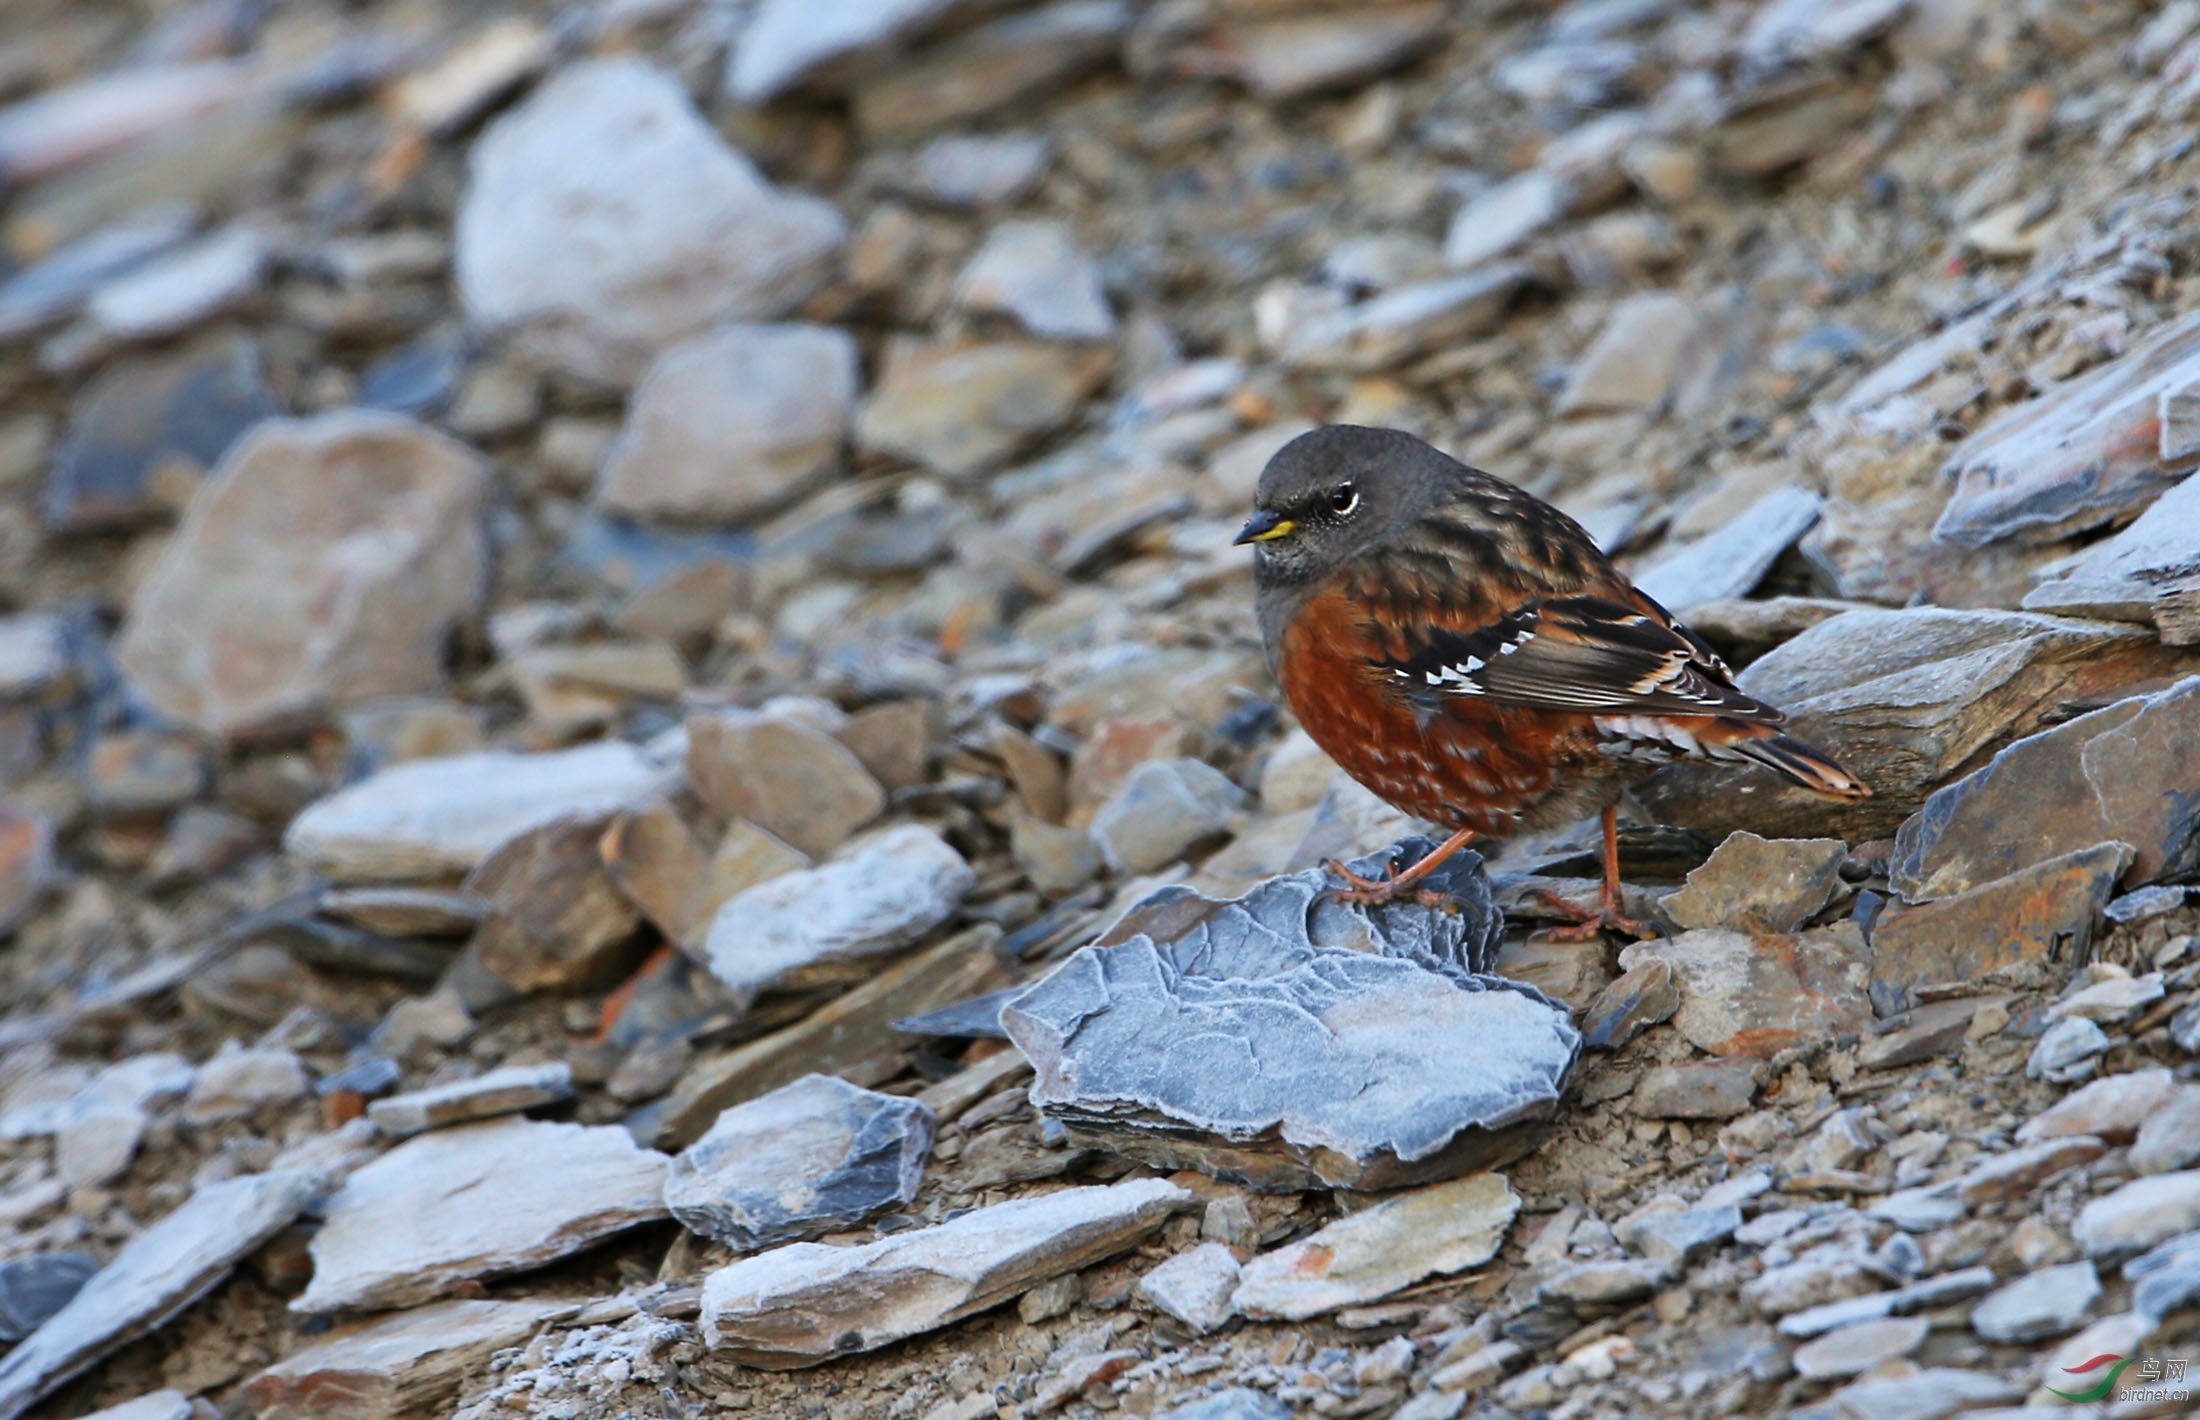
<box><xmin>1323</xmin><ymin>857</ymin><xmax>1459</xmax><ymax>912</ymax></box>
<box><xmin>1534</xmin><ymin>889</ymin><xmax>1657</xmax><ymax>940</ymax></box>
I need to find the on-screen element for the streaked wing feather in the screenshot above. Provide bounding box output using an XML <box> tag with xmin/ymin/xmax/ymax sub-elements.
<box><xmin>1383</xmin><ymin>595</ymin><xmax>1782</xmax><ymax>722</ymax></box>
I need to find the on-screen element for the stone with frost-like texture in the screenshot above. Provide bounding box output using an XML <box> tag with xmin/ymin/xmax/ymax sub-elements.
<box><xmin>664</xmin><ymin>1073</ymin><xmax>932</xmax><ymax>1250</ymax></box>
<box><xmin>954</xmin><ymin>221</ymin><xmax>1114</xmax><ymax>341</ymax></box>
<box><xmin>1892</xmin><ymin>676</ymin><xmax>2200</xmax><ymax>903</ymax></box>
<box><xmin>597</xmin><ymin>324</ymin><xmax>857</xmax><ymax>524</ymax></box>
<box><xmin>1936</xmin><ymin>306</ymin><xmax>2200</xmax><ymax>548</ymax></box>
<box><xmin>297</xmin><ymin>1117</ymin><xmax>669</xmax><ymax>1313</ymax></box>
<box><xmin>1618</xmin><ymin>927</ymin><xmax>1871</xmax><ymax>1058</ymax></box>
<box><xmin>0</xmin><ymin>1169</ymin><xmax>319</xmax><ymax>1420</ymax></box>
<box><xmin>700</xmin><ymin>1178</ymin><xmax>1188</xmax><ymax>1366</ymax></box>
<box><xmin>242</xmin><ymin>1299</ymin><xmax>562</xmax><ymax>1420</ymax></box>
<box><xmin>1002</xmin><ymin>841</ymin><xmax>1574</xmax><ymax>1190</ymax></box>
<box><xmin>113</xmin><ymin>412</ymin><xmax>486</xmax><ymax>741</ymax></box>
<box><xmin>702</xmin><ymin>824</ymin><xmax>974</xmax><ymax>1008</ymax></box>
<box><xmin>284</xmin><ymin>742</ymin><xmax>676</xmax><ymax>883</ymax></box>
<box><xmin>1639</xmin><ymin>607</ymin><xmax>2191</xmax><ymax>841</ymax></box>
<box><xmin>456</xmin><ymin>59</ymin><xmax>845</xmax><ymax>385</ymax></box>
<box><xmin>1233</xmin><ymin>1173</ymin><xmax>1517</xmax><ymax>1319</ymax></box>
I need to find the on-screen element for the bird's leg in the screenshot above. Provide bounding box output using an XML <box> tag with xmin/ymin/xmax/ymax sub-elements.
<box><xmin>1536</xmin><ymin>805</ymin><xmax>1656</xmax><ymax>939</ymax></box>
<box><xmin>1326</xmin><ymin>825</ymin><xmax>1479</xmax><ymax>909</ymax></box>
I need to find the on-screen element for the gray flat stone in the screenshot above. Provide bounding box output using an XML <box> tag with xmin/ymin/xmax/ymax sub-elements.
<box><xmin>665</xmin><ymin>1074</ymin><xmax>932</xmax><ymax>1250</ymax></box>
<box><xmin>1003</xmin><ymin>842</ymin><xmax>1572</xmax><ymax>1190</ymax></box>
<box><xmin>1279</xmin><ymin>268</ymin><xmax>1527</xmax><ymax>373</ymax></box>
<box><xmin>1969</xmin><ymin>1261</ymin><xmax>2098</xmax><ymax>1342</ymax></box>
<box><xmin>366</xmin><ymin>1063</ymin><xmax>573</xmax><ymax>1139</ymax></box>
<box><xmin>2075</xmin><ymin>1171</ymin><xmax>2200</xmax><ymax>1263</ymax></box>
<box><xmin>2125</xmin><ymin>1229</ymin><xmax>2200</xmax><ymax>1320</ymax></box>
<box><xmin>0</xmin><ymin>1169</ymin><xmax>320</xmax><ymax>1420</ymax></box>
<box><xmin>241</xmin><ymin>1299</ymin><xmax>562</xmax><ymax>1420</ymax></box>
<box><xmin>701</xmin><ymin>1178</ymin><xmax>1188</xmax><ymax>1367</ymax></box>
<box><xmin>1234</xmin><ymin>1173</ymin><xmax>1517</xmax><ymax>1320</ymax></box>
<box><xmin>1136</xmin><ymin>1242</ymin><xmax>1242</xmax><ymax>1333</ymax></box>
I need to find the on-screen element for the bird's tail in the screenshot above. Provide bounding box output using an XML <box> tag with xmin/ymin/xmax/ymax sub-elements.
<box><xmin>1729</xmin><ymin>732</ymin><xmax>1871</xmax><ymax>801</ymax></box>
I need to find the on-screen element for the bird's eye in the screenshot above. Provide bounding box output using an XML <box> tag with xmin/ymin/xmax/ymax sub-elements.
<box><xmin>1329</xmin><ymin>483</ymin><xmax>1359</xmax><ymax>515</ymax></box>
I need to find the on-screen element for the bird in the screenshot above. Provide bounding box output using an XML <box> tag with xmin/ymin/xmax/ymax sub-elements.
<box><xmin>1236</xmin><ymin>425</ymin><xmax>1869</xmax><ymax>938</ymax></box>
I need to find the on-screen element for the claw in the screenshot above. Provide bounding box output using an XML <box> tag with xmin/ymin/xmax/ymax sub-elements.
<box><xmin>1534</xmin><ymin>888</ymin><xmax>1656</xmax><ymax>941</ymax></box>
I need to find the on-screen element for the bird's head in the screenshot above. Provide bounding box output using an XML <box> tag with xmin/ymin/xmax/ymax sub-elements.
<box><xmin>1236</xmin><ymin>425</ymin><xmax>1441</xmax><ymax>587</ymax></box>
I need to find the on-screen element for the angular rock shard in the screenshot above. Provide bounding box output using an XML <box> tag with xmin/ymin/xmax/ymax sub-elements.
<box><xmin>242</xmin><ymin>1299</ymin><xmax>562</xmax><ymax>1420</ymax></box>
<box><xmin>1233</xmin><ymin>1172</ymin><xmax>1518</xmax><ymax>1320</ymax></box>
<box><xmin>664</xmin><ymin>1073</ymin><xmax>933</xmax><ymax>1250</ymax></box>
<box><xmin>1002</xmin><ymin>842</ymin><xmax>1576</xmax><ymax>1191</ymax></box>
<box><xmin>700</xmin><ymin>1178</ymin><xmax>1189</xmax><ymax>1367</ymax></box>
<box><xmin>0</xmin><ymin>1169</ymin><xmax>321</xmax><ymax>1420</ymax></box>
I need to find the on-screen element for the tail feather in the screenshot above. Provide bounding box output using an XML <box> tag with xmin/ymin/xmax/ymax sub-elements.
<box><xmin>1730</xmin><ymin>732</ymin><xmax>1871</xmax><ymax>801</ymax></box>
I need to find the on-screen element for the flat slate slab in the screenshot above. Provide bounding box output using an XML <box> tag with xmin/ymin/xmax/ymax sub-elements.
<box><xmin>1002</xmin><ymin>840</ymin><xmax>1577</xmax><ymax>1190</ymax></box>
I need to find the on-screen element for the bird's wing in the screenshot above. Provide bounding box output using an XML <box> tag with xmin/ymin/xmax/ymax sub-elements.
<box><xmin>1378</xmin><ymin>593</ymin><xmax>1783</xmax><ymax>722</ymax></box>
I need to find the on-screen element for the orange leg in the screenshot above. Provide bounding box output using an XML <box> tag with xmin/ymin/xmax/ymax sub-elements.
<box><xmin>1326</xmin><ymin>825</ymin><xmax>1480</xmax><ymax>909</ymax></box>
<box><xmin>1537</xmin><ymin>805</ymin><xmax>1656</xmax><ymax>940</ymax></box>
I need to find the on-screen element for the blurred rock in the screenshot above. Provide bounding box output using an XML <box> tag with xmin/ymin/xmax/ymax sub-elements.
<box><xmin>1089</xmin><ymin>757</ymin><xmax>1245</xmax><ymax>873</ymax></box>
<box><xmin>366</xmin><ymin>1063</ymin><xmax>573</xmax><ymax>1139</ymax></box>
<box><xmin>2025</xmin><ymin>470</ymin><xmax>2200</xmax><ymax>641</ymax></box>
<box><xmin>1235</xmin><ymin>1173</ymin><xmax>1516</xmax><ymax>1320</ymax></box>
<box><xmin>0</xmin><ymin>1169</ymin><xmax>319</xmax><ymax>1420</ymax></box>
<box><xmin>854</xmin><ymin>2</ymin><xmax>1132</xmax><ymax>135</ymax></box>
<box><xmin>114</xmin><ymin>412</ymin><xmax>487</xmax><ymax>741</ymax></box>
<box><xmin>1280</xmin><ymin>268</ymin><xmax>1526</xmax><ymax>372</ymax></box>
<box><xmin>1969</xmin><ymin>1261</ymin><xmax>2098</xmax><ymax>1343</ymax></box>
<box><xmin>1661</xmin><ymin>832</ymin><xmax>1847</xmax><ymax>935</ymax></box>
<box><xmin>701</xmin><ymin>824</ymin><xmax>974</xmax><ymax>1008</ymax></box>
<box><xmin>468</xmin><ymin>813</ymin><xmax>645</xmax><ymax>993</ymax></box>
<box><xmin>857</xmin><ymin>337</ymin><xmax>1113</xmax><ymax>478</ymax></box>
<box><xmin>84</xmin><ymin>225</ymin><xmax>264</xmax><ymax>342</ymax></box>
<box><xmin>954</xmin><ymin>221</ymin><xmax>1114</xmax><ymax>341</ymax></box>
<box><xmin>242</xmin><ymin>1299</ymin><xmax>561</xmax><ymax>1420</ymax></box>
<box><xmin>1556</xmin><ymin>292</ymin><xmax>1697</xmax><ymax>415</ymax></box>
<box><xmin>1202</xmin><ymin>5</ymin><xmax>1447</xmax><ymax>101</ymax></box>
<box><xmin>1892</xmin><ymin>677</ymin><xmax>2200</xmax><ymax>902</ymax></box>
<box><xmin>182</xmin><ymin>1042</ymin><xmax>307</xmax><ymax>1124</ymax></box>
<box><xmin>45</xmin><ymin>331</ymin><xmax>276</xmax><ymax>533</ymax></box>
<box><xmin>1639</xmin><ymin>608</ymin><xmax>2191</xmax><ymax>840</ymax></box>
<box><xmin>86</xmin><ymin>730</ymin><xmax>206</xmax><ymax>817</ymax></box>
<box><xmin>664</xmin><ymin>1074</ymin><xmax>932</xmax><ymax>1249</ymax></box>
<box><xmin>457</xmin><ymin>58</ymin><xmax>846</xmax><ymax>385</ymax></box>
<box><xmin>0</xmin><ymin>1254</ymin><xmax>95</xmax><ymax>1344</ymax></box>
<box><xmin>598</xmin><ymin>324</ymin><xmax>858</xmax><ymax>525</ymax></box>
<box><xmin>1632</xmin><ymin>487</ymin><xmax>1823</xmax><ymax>614</ymax></box>
<box><xmin>1004</xmin><ymin>845</ymin><xmax>1572</xmax><ymax>1191</ymax></box>
<box><xmin>688</xmin><ymin>707</ymin><xmax>886</xmax><ymax>860</ymax></box>
<box><xmin>0</xmin><ymin>206</ymin><xmax>195</xmax><ymax>340</ymax></box>
<box><xmin>700</xmin><ymin>1178</ymin><xmax>1188</xmax><ymax>1366</ymax></box>
<box><xmin>1444</xmin><ymin>173</ymin><xmax>1568</xmax><ymax>271</ymax></box>
<box><xmin>2074</xmin><ymin>1171</ymin><xmax>2200</xmax><ymax>1262</ymax></box>
<box><xmin>1617</xmin><ymin>927</ymin><xmax>1871</xmax><ymax>1058</ymax></box>
<box><xmin>1937</xmin><ymin>308</ymin><xmax>2200</xmax><ymax>548</ymax></box>
<box><xmin>910</xmin><ymin>132</ymin><xmax>1052</xmax><ymax>208</ymax></box>
<box><xmin>729</xmin><ymin>0</ymin><xmax>966</xmax><ymax>103</ymax></box>
<box><xmin>297</xmin><ymin>1118</ymin><xmax>670</xmax><ymax>1313</ymax></box>
<box><xmin>285</xmin><ymin>742</ymin><xmax>676</xmax><ymax>883</ymax></box>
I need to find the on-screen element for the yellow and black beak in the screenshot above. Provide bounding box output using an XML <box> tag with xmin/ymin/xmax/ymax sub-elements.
<box><xmin>1234</xmin><ymin>509</ymin><xmax>1295</xmax><ymax>545</ymax></box>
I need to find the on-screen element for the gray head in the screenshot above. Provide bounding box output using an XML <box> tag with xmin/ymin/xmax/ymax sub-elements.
<box><xmin>1235</xmin><ymin>425</ymin><xmax>1453</xmax><ymax>588</ymax></box>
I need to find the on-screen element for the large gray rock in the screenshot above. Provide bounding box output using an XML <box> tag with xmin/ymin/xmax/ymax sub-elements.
<box><xmin>702</xmin><ymin>824</ymin><xmax>975</xmax><ymax>1007</ymax></box>
<box><xmin>0</xmin><ymin>1169</ymin><xmax>321</xmax><ymax>1420</ymax></box>
<box><xmin>1892</xmin><ymin>676</ymin><xmax>2200</xmax><ymax>902</ymax></box>
<box><xmin>1640</xmin><ymin>607</ymin><xmax>2193</xmax><ymax>840</ymax></box>
<box><xmin>456</xmin><ymin>59</ymin><xmax>846</xmax><ymax>385</ymax></box>
<box><xmin>665</xmin><ymin>1073</ymin><xmax>932</xmax><ymax>1250</ymax></box>
<box><xmin>296</xmin><ymin>1117</ymin><xmax>670</xmax><ymax>1313</ymax></box>
<box><xmin>596</xmin><ymin>324</ymin><xmax>858</xmax><ymax>524</ymax></box>
<box><xmin>285</xmin><ymin>742</ymin><xmax>677</xmax><ymax>883</ymax></box>
<box><xmin>2024</xmin><ymin>470</ymin><xmax>2200</xmax><ymax>640</ymax></box>
<box><xmin>113</xmin><ymin>413</ymin><xmax>488</xmax><ymax>741</ymax></box>
<box><xmin>700</xmin><ymin>1178</ymin><xmax>1189</xmax><ymax>1367</ymax></box>
<box><xmin>1002</xmin><ymin>841</ymin><xmax>1576</xmax><ymax>1191</ymax></box>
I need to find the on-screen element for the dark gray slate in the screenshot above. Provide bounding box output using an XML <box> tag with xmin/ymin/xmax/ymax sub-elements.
<box><xmin>892</xmin><ymin>986</ymin><xmax>1023</xmax><ymax>1040</ymax></box>
<box><xmin>0</xmin><ymin>1253</ymin><xmax>95</xmax><ymax>1343</ymax></box>
<box><xmin>1001</xmin><ymin>839</ymin><xmax>1576</xmax><ymax>1191</ymax></box>
<box><xmin>1892</xmin><ymin>676</ymin><xmax>2200</xmax><ymax>903</ymax></box>
<box><xmin>665</xmin><ymin>1073</ymin><xmax>933</xmax><ymax>1250</ymax></box>
<box><xmin>46</xmin><ymin>333</ymin><xmax>278</xmax><ymax>533</ymax></box>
